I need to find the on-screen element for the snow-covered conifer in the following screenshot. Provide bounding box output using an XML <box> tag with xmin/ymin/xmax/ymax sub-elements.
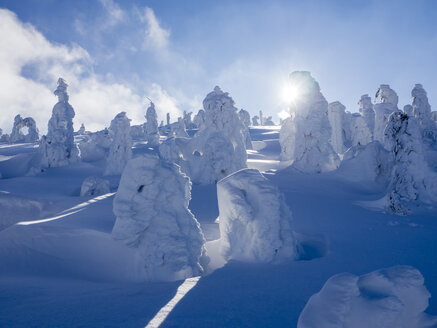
<box><xmin>411</xmin><ymin>84</ymin><xmax>437</xmax><ymax>143</ymax></box>
<box><xmin>358</xmin><ymin>94</ymin><xmax>375</xmax><ymax>136</ymax></box>
<box><xmin>239</xmin><ymin>108</ymin><xmax>252</xmax><ymax>149</ymax></box>
<box><xmin>374</xmin><ymin>84</ymin><xmax>399</xmax><ymax>145</ymax></box>
<box><xmin>10</xmin><ymin>114</ymin><xmax>39</xmax><ymax>143</ymax></box>
<box><xmin>80</xmin><ymin>176</ymin><xmax>110</xmax><ymax>197</ymax></box>
<box><xmin>112</xmin><ymin>154</ymin><xmax>208</xmax><ymax>281</ymax></box>
<box><xmin>104</xmin><ymin>112</ymin><xmax>132</xmax><ymax>175</ymax></box>
<box><xmin>144</xmin><ymin>101</ymin><xmax>160</xmax><ymax>146</ymax></box>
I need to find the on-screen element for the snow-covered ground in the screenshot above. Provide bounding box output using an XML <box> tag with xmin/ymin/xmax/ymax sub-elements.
<box><xmin>0</xmin><ymin>126</ymin><xmax>436</xmax><ymax>327</ymax></box>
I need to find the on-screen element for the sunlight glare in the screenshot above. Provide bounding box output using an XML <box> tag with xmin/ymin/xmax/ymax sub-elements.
<box><xmin>281</xmin><ymin>83</ymin><xmax>300</xmax><ymax>104</ymax></box>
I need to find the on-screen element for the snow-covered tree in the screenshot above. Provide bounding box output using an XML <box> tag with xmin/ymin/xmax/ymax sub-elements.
<box><xmin>77</xmin><ymin>123</ymin><xmax>86</xmax><ymax>135</ymax></box>
<box><xmin>279</xmin><ymin>71</ymin><xmax>340</xmax><ymax>172</ymax></box>
<box><xmin>173</xmin><ymin>117</ymin><xmax>189</xmax><ymax>138</ymax></box>
<box><xmin>328</xmin><ymin>101</ymin><xmax>347</xmax><ymax>154</ymax></box>
<box><xmin>374</xmin><ymin>84</ymin><xmax>399</xmax><ymax>146</ymax></box>
<box><xmin>411</xmin><ymin>84</ymin><xmax>437</xmax><ymax>143</ymax></box>
<box><xmin>104</xmin><ymin>112</ymin><xmax>132</xmax><ymax>175</ymax></box>
<box><xmin>217</xmin><ymin>168</ymin><xmax>296</xmax><ymax>263</ymax></box>
<box><xmin>238</xmin><ymin>109</ymin><xmax>252</xmax><ymax>149</ymax></box>
<box><xmin>264</xmin><ymin>116</ymin><xmax>275</xmax><ymax>125</ymax></box>
<box><xmin>159</xmin><ymin>86</ymin><xmax>247</xmax><ymax>184</ymax></box>
<box><xmin>80</xmin><ymin>176</ymin><xmax>110</xmax><ymax>197</ymax></box>
<box><xmin>259</xmin><ymin>110</ymin><xmax>264</xmax><ymax>126</ymax></box>
<box><xmin>112</xmin><ymin>154</ymin><xmax>208</xmax><ymax>281</ymax></box>
<box><xmin>350</xmin><ymin>113</ymin><xmax>372</xmax><ymax>147</ymax></box>
<box><xmin>252</xmin><ymin>115</ymin><xmax>259</xmax><ymax>126</ymax></box>
<box><xmin>144</xmin><ymin>102</ymin><xmax>160</xmax><ymax>147</ymax></box>
<box><xmin>384</xmin><ymin>112</ymin><xmax>437</xmax><ymax>215</ymax></box>
<box><xmin>39</xmin><ymin>78</ymin><xmax>79</xmax><ymax>168</ymax></box>
<box><xmin>404</xmin><ymin>104</ymin><xmax>413</xmax><ymax>116</ymax></box>
<box><xmin>10</xmin><ymin>114</ymin><xmax>39</xmax><ymax>143</ymax></box>
<box><xmin>193</xmin><ymin>109</ymin><xmax>206</xmax><ymax>130</ymax></box>
<box><xmin>78</xmin><ymin>128</ymin><xmax>112</xmax><ymax>162</ymax></box>
<box><xmin>166</xmin><ymin>112</ymin><xmax>170</xmax><ymax>126</ymax></box>
<box><xmin>358</xmin><ymin>94</ymin><xmax>375</xmax><ymax>136</ymax></box>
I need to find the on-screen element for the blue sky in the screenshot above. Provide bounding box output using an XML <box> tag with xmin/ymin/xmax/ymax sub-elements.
<box><xmin>1</xmin><ymin>0</ymin><xmax>437</xmax><ymax>132</ymax></box>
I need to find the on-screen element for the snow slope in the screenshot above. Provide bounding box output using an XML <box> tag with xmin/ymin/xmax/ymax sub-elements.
<box><xmin>0</xmin><ymin>127</ymin><xmax>436</xmax><ymax>327</ymax></box>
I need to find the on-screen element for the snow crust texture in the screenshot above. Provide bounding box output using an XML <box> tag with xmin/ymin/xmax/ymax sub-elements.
<box><xmin>298</xmin><ymin>266</ymin><xmax>437</xmax><ymax>328</ymax></box>
<box><xmin>104</xmin><ymin>112</ymin><xmax>132</xmax><ymax>175</ymax></box>
<box><xmin>112</xmin><ymin>154</ymin><xmax>208</xmax><ymax>281</ymax></box>
<box><xmin>280</xmin><ymin>71</ymin><xmax>340</xmax><ymax>172</ymax></box>
<box><xmin>39</xmin><ymin>78</ymin><xmax>79</xmax><ymax>168</ymax></box>
<box><xmin>217</xmin><ymin>168</ymin><xmax>296</xmax><ymax>263</ymax></box>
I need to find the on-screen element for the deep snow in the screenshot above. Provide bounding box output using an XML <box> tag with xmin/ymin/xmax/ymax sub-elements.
<box><xmin>0</xmin><ymin>126</ymin><xmax>436</xmax><ymax>327</ymax></box>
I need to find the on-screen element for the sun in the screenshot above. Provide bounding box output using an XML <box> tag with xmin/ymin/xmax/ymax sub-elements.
<box><xmin>281</xmin><ymin>83</ymin><xmax>300</xmax><ymax>104</ymax></box>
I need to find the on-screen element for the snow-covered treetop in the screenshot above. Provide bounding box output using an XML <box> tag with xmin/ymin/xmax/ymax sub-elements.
<box><xmin>412</xmin><ymin>83</ymin><xmax>431</xmax><ymax>119</ymax></box>
<box><xmin>203</xmin><ymin>86</ymin><xmax>236</xmax><ymax>113</ymax></box>
<box><xmin>145</xmin><ymin>101</ymin><xmax>157</xmax><ymax>121</ymax></box>
<box><xmin>375</xmin><ymin>84</ymin><xmax>398</xmax><ymax>107</ymax></box>
<box><xmin>288</xmin><ymin>71</ymin><xmax>327</xmax><ymax>116</ymax></box>
<box><xmin>54</xmin><ymin>77</ymin><xmax>69</xmax><ymax>102</ymax></box>
<box><xmin>358</xmin><ymin>94</ymin><xmax>373</xmax><ymax>112</ymax></box>
<box><xmin>328</xmin><ymin>101</ymin><xmax>345</xmax><ymax>113</ymax></box>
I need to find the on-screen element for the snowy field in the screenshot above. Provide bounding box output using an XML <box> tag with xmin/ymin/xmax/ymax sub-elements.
<box><xmin>0</xmin><ymin>126</ymin><xmax>436</xmax><ymax>327</ymax></box>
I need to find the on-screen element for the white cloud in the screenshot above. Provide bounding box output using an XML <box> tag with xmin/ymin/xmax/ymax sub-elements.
<box><xmin>0</xmin><ymin>9</ymin><xmax>181</xmax><ymax>134</ymax></box>
<box><xmin>141</xmin><ymin>7</ymin><xmax>170</xmax><ymax>51</ymax></box>
<box><xmin>99</xmin><ymin>0</ymin><xmax>126</xmax><ymax>27</ymax></box>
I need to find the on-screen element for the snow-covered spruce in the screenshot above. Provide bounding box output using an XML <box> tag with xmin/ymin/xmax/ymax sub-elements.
<box><xmin>298</xmin><ymin>266</ymin><xmax>437</xmax><ymax>328</ymax></box>
<box><xmin>183</xmin><ymin>110</ymin><xmax>195</xmax><ymax>129</ymax></box>
<box><xmin>238</xmin><ymin>108</ymin><xmax>253</xmax><ymax>149</ymax></box>
<box><xmin>252</xmin><ymin>115</ymin><xmax>259</xmax><ymax>126</ymax></box>
<box><xmin>39</xmin><ymin>78</ymin><xmax>79</xmax><ymax>168</ymax></box>
<box><xmin>78</xmin><ymin>128</ymin><xmax>112</xmax><ymax>162</ymax></box>
<box><xmin>350</xmin><ymin>113</ymin><xmax>372</xmax><ymax>147</ymax></box>
<box><xmin>159</xmin><ymin>86</ymin><xmax>247</xmax><ymax>184</ymax></box>
<box><xmin>217</xmin><ymin>168</ymin><xmax>296</xmax><ymax>263</ymax></box>
<box><xmin>411</xmin><ymin>84</ymin><xmax>437</xmax><ymax>143</ymax></box>
<box><xmin>77</xmin><ymin>123</ymin><xmax>86</xmax><ymax>135</ymax></box>
<box><xmin>373</xmin><ymin>84</ymin><xmax>399</xmax><ymax>146</ymax></box>
<box><xmin>173</xmin><ymin>117</ymin><xmax>189</xmax><ymax>138</ymax></box>
<box><xmin>327</xmin><ymin>101</ymin><xmax>347</xmax><ymax>154</ymax></box>
<box><xmin>104</xmin><ymin>112</ymin><xmax>132</xmax><ymax>176</ymax></box>
<box><xmin>10</xmin><ymin>114</ymin><xmax>39</xmax><ymax>143</ymax></box>
<box><xmin>193</xmin><ymin>109</ymin><xmax>206</xmax><ymax>130</ymax></box>
<box><xmin>144</xmin><ymin>102</ymin><xmax>160</xmax><ymax>146</ymax></box>
<box><xmin>384</xmin><ymin>112</ymin><xmax>437</xmax><ymax>215</ymax></box>
<box><xmin>130</xmin><ymin>124</ymin><xmax>144</xmax><ymax>140</ymax></box>
<box><xmin>80</xmin><ymin>176</ymin><xmax>110</xmax><ymax>197</ymax></box>
<box><xmin>112</xmin><ymin>154</ymin><xmax>208</xmax><ymax>281</ymax></box>
<box><xmin>358</xmin><ymin>94</ymin><xmax>375</xmax><ymax>136</ymax></box>
<box><xmin>279</xmin><ymin>71</ymin><xmax>340</xmax><ymax>172</ymax></box>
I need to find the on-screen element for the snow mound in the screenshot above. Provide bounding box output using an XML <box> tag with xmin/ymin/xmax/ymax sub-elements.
<box><xmin>112</xmin><ymin>154</ymin><xmax>208</xmax><ymax>281</ymax></box>
<box><xmin>217</xmin><ymin>168</ymin><xmax>296</xmax><ymax>263</ymax></box>
<box><xmin>104</xmin><ymin>112</ymin><xmax>132</xmax><ymax>176</ymax></box>
<box><xmin>339</xmin><ymin>141</ymin><xmax>392</xmax><ymax>185</ymax></box>
<box><xmin>80</xmin><ymin>176</ymin><xmax>111</xmax><ymax>197</ymax></box>
<box><xmin>298</xmin><ymin>265</ymin><xmax>437</xmax><ymax>328</ymax></box>
<box><xmin>78</xmin><ymin>128</ymin><xmax>112</xmax><ymax>162</ymax></box>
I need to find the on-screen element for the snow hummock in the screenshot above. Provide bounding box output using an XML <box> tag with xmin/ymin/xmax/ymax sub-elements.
<box><xmin>216</xmin><ymin>168</ymin><xmax>296</xmax><ymax>263</ymax></box>
<box><xmin>104</xmin><ymin>112</ymin><xmax>132</xmax><ymax>176</ymax></box>
<box><xmin>112</xmin><ymin>154</ymin><xmax>208</xmax><ymax>281</ymax></box>
<box><xmin>38</xmin><ymin>78</ymin><xmax>79</xmax><ymax>168</ymax></box>
<box><xmin>298</xmin><ymin>266</ymin><xmax>437</xmax><ymax>328</ymax></box>
<box><xmin>144</xmin><ymin>102</ymin><xmax>160</xmax><ymax>147</ymax></box>
<box><xmin>80</xmin><ymin>176</ymin><xmax>111</xmax><ymax>197</ymax></box>
<box><xmin>383</xmin><ymin>112</ymin><xmax>437</xmax><ymax>215</ymax></box>
<box><xmin>279</xmin><ymin>71</ymin><xmax>340</xmax><ymax>172</ymax></box>
<box><xmin>10</xmin><ymin>114</ymin><xmax>39</xmax><ymax>143</ymax></box>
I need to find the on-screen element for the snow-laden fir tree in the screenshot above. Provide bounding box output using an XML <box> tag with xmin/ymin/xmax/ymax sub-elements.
<box><xmin>264</xmin><ymin>116</ymin><xmax>275</xmax><ymax>125</ymax></box>
<box><xmin>328</xmin><ymin>101</ymin><xmax>347</xmax><ymax>154</ymax></box>
<box><xmin>217</xmin><ymin>168</ymin><xmax>296</xmax><ymax>263</ymax></box>
<box><xmin>411</xmin><ymin>84</ymin><xmax>437</xmax><ymax>143</ymax></box>
<box><xmin>384</xmin><ymin>111</ymin><xmax>437</xmax><ymax>215</ymax></box>
<box><xmin>144</xmin><ymin>101</ymin><xmax>160</xmax><ymax>147</ymax></box>
<box><xmin>373</xmin><ymin>84</ymin><xmax>399</xmax><ymax>146</ymax></box>
<box><xmin>10</xmin><ymin>114</ymin><xmax>39</xmax><ymax>143</ymax></box>
<box><xmin>77</xmin><ymin>123</ymin><xmax>86</xmax><ymax>135</ymax></box>
<box><xmin>112</xmin><ymin>154</ymin><xmax>208</xmax><ymax>281</ymax></box>
<box><xmin>358</xmin><ymin>94</ymin><xmax>375</xmax><ymax>137</ymax></box>
<box><xmin>39</xmin><ymin>78</ymin><xmax>79</xmax><ymax>168</ymax></box>
<box><xmin>350</xmin><ymin>113</ymin><xmax>372</xmax><ymax>147</ymax></box>
<box><xmin>104</xmin><ymin>112</ymin><xmax>132</xmax><ymax>175</ymax></box>
<box><xmin>279</xmin><ymin>71</ymin><xmax>340</xmax><ymax>173</ymax></box>
<box><xmin>193</xmin><ymin>109</ymin><xmax>206</xmax><ymax>130</ymax></box>
<box><xmin>159</xmin><ymin>86</ymin><xmax>247</xmax><ymax>184</ymax></box>
<box><xmin>238</xmin><ymin>108</ymin><xmax>252</xmax><ymax>149</ymax></box>
<box><xmin>252</xmin><ymin>115</ymin><xmax>259</xmax><ymax>126</ymax></box>
<box><xmin>173</xmin><ymin>117</ymin><xmax>189</xmax><ymax>138</ymax></box>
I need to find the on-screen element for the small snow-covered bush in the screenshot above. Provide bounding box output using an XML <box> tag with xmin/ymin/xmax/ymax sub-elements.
<box><xmin>80</xmin><ymin>176</ymin><xmax>110</xmax><ymax>197</ymax></box>
<box><xmin>112</xmin><ymin>154</ymin><xmax>208</xmax><ymax>281</ymax></box>
<box><xmin>298</xmin><ymin>266</ymin><xmax>437</xmax><ymax>328</ymax></box>
<box><xmin>217</xmin><ymin>168</ymin><xmax>296</xmax><ymax>263</ymax></box>
<box><xmin>10</xmin><ymin>114</ymin><xmax>39</xmax><ymax>143</ymax></box>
